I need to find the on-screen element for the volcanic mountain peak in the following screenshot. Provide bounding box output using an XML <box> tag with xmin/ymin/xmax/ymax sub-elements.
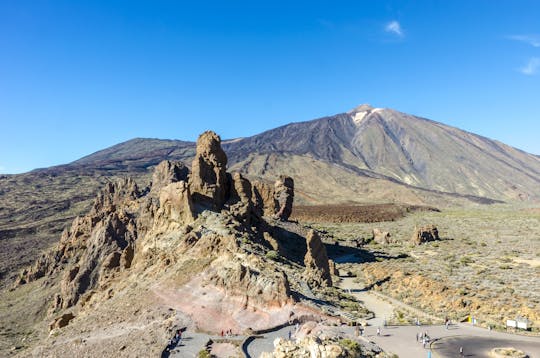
<box><xmin>348</xmin><ymin>104</ymin><xmax>385</xmax><ymax>125</ymax></box>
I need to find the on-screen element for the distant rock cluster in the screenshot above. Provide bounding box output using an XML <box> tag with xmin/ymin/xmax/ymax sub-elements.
<box><xmin>411</xmin><ymin>225</ymin><xmax>440</xmax><ymax>245</ymax></box>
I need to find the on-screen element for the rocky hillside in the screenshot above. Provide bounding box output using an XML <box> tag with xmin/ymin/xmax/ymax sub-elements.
<box><xmin>3</xmin><ymin>131</ymin><xmax>349</xmax><ymax>356</ymax></box>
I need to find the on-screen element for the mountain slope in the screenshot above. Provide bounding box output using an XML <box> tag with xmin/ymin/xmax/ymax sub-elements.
<box><xmin>224</xmin><ymin>105</ymin><xmax>540</xmax><ymax>202</ymax></box>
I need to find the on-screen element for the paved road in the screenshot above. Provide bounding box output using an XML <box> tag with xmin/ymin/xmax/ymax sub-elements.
<box><xmin>432</xmin><ymin>334</ymin><xmax>540</xmax><ymax>358</ymax></box>
<box><xmin>246</xmin><ymin>325</ymin><xmax>296</xmax><ymax>358</ymax></box>
<box><xmin>166</xmin><ymin>332</ymin><xmax>245</xmax><ymax>357</ymax></box>
<box><xmin>361</xmin><ymin>324</ymin><xmax>540</xmax><ymax>358</ymax></box>
<box><xmin>338</xmin><ymin>271</ymin><xmax>540</xmax><ymax>358</ymax></box>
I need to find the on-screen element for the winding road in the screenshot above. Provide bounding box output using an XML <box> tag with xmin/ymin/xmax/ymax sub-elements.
<box><xmin>338</xmin><ymin>274</ymin><xmax>540</xmax><ymax>358</ymax></box>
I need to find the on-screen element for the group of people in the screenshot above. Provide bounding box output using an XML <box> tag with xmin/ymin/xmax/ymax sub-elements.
<box><xmin>220</xmin><ymin>329</ymin><xmax>234</xmax><ymax>337</ymax></box>
<box><xmin>164</xmin><ymin>329</ymin><xmax>184</xmax><ymax>353</ymax></box>
<box><xmin>416</xmin><ymin>331</ymin><xmax>430</xmax><ymax>348</ymax></box>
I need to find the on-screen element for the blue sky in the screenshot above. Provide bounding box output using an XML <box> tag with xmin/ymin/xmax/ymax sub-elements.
<box><xmin>1</xmin><ymin>1</ymin><xmax>540</xmax><ymax>173</ymax></box>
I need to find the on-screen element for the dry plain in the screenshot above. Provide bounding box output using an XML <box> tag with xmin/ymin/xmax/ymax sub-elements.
<box><xmin>306</xmin><ymin>204</ymin><xmax>540</xmax><ymax>331</ymax></box>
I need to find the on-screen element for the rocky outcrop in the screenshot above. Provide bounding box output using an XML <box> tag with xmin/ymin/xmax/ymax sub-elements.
<box><xmin>260</xmin><ymin>337</ymin><xmax>345</xmax><ymax>358</ymax></box>
<box><xmin>411</xmin><ymin>225</ymin><xmax>439</xmax><ymax>245</ymax></box>
<box><xmin>18</xmin><ymin>178</ymin><xmax>139</xmax><ymax>311</ymax></box>
<box><xmin>49</xmin><ymin>312</ymin><xmax>75</xmax><ymax>331</ymax></box>
<box><xmin>156</xmin><ymin>181</ymin><xmax>195</xmax><ymax>226</ymax></box>
<box><xmin>328</xmin><ymin>259</ymin><xmax>339</xmax><ymax>277</ymax></box>
<box><xmin>372</xmin><ymin>228</ymin><xmax>392</xmax><ymax>244</ymax></box>
<box><xmin>259</xmin><ymin>335</ymin><xmax>382</xmax><ymax>358</ymax></box>
<box><xmin>205</xmin><ymin>256</ymin><xmax>291</xmax><ymax>307</ymax></box>
<box><xmin>273</xmin><ymin>176</ymin><xmax>294</xmax><ymax>221</ymax></box>
<box><xmin>252</xmin><ymin>180</ymin><xmax>278</xmax><ymax>217</ymax></box>
<box><xmin>16</xmin><ymin>130</ymin><xmax>300</xmax><ymax>333</ymax></box>
<box><xmin>227</xmin><ymin>172</ymin><xmax>254</xmax><ymax>223</ymax></box>
<box><xmin>303</xmin><ymin>230</ymin><xmax>332</xmax><ymax>287</ymax></box>
<box><xmin>151</xmin><ymin>160</ymin><xmax>189</xmax><ymax>195</ymax></box>
<box><xmin>189</xmin><ymin>131</ymin><xmax>229</xmax><ymax>210</ymax></box>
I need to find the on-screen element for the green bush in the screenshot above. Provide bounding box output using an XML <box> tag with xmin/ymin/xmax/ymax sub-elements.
<box><xmin>265</xmin><ymin>250</ymin><xmax>279</xmax><ymax>261</ymax></box>
<box><xmin>197</xmin><ymin>349</ymin><xmax>211</xmax><ymax>358</ymax></box>
<box><xmin>339</xmin><ymin>338</ymin><xmax>361</xmax><ymax>353</ymax></box>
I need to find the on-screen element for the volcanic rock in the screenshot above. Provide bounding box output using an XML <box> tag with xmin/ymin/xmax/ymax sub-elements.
<box><xmin>49</xmin><ymin>312</ymin><xmax>75</xmax><ymax>331</ymax></box>
<box><xmin>328</xmin><ymin>259</ymin><xmax>339</xmax><ymax>277</ymax></box>
<box><xmin>150</xmin><ymin>160</ymin><xmax>189</xmax><ymax>195</ymax></box>
<box><xmin>206</xmin><ymin>257</ymin><xmax>291</xmax><ymax>307</ymax></box>
<box><xmin>372</xmin><ymin>228</ymin><xmax>392</xmax><ymax>245</ymax></box>
<box><xmin>189</xmin><ymin>131</ymin><xmax>229</xmax><ymax>211</ymax></box>
<box><xmin>227</xmin><ymin>172</ymin><xmax>254</xmax><ymax>223</ymax></box>
<box><xmin>411</xmin><ymin>225</ymin><xmax>439</xmax><ymax>245</ymax></box>
<box><xmin>156</xmin><ymin>181</ymin><xmax>195</xmax><ymax>226</ymax></box>
<box><xmin>252</xmin><ymin>180</ymin><xmax>278</xmax><ymax>217</ymax></box>
<box><xmin>303</xmin><ymin>230</ymin><xmax>332</xmax><ymax>287</ymax></box>
<box><xmin>273</xmin><ymin>176</ymin><xmax>294</xmax><ymax>221</ymax></box>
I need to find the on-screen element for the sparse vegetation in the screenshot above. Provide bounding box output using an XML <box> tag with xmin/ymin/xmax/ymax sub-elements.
<box><xmin>311</xmin><ymin>205</ymin><xmax>540</xmax><ymax>329</ymax></box>
<box><xmin>265</xmin><ymin>250</ymin><xmax>280</xmax><ymax>261</ymax></box>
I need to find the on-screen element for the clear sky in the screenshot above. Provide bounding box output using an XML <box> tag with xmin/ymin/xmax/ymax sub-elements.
<box><xmin>1</xmin><ymin>1</ymin><xmax>540</xmax><ymax>174</ymax></box>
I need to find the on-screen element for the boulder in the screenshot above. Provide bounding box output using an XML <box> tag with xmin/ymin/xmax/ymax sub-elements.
<box><xmin>49</xmin><ymin>312</ymin><xmax>75</xmax><ymax>331</ymax></box>
<box><xmin>189</xmin><ymin>131</ymin><xmax>229</xmax><ymax>210</ymax></box>
<box><xmin>372</xmin><ymin>228</ymin><xmax>392</xmax><ymax>244</ymax></box>
<box><xmin>273</xmin><ymin>176</ymin><xmax>294</xmax><ymax>221</ymax></box>
<box><xmin>303</xmin><ymin>230</ymin><xmax>332</xmax><ymax>287</ymax></box>
<box><xmin>411</xmin><ymin>225</ymin><xmax>439</xmax><ymax>245</ymax></box>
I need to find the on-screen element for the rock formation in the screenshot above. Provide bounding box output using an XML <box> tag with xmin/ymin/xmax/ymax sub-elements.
<box><xmin>150</xmin><ymin>160</ymin><xmax>189</xmax><ymax>195</ymax></box>
<box><xmin>227</xmin><ymin>172</ymin><xmax>254</xmax><ymax>223</ymax></box>
<box><xmin>17</xmin><ymin>131</ymin><xmax>300</xmax><ymax>334</ymax></box>
<box><xmin>303</xmin><ymin>230</ymin><xmax>332</xmax><ymax>287</ymax></box>
<box><xmin>156</xmin><ymin>181</ymin><xmax>195</xmax><ymax>226</ymax></box>
<box><xmin>328</xmin><ymin>259</ymin><xmax>339</xmax><ymax>277</ymax></box>
<box><xmin>252</xmin><ymin>180</ymin><xmax>278</xmax><ymax>217</ymax></box>
<box><xmin>189</xmin><ymin>131</ymin><xmax>229</xmax><ymax>210</ymax></box>
<box><xmin>273</xmin><ymin>176</ymin><xmax>294</xmax><ymax>221</ymax></box>
<box><xmin>49</xmin><ymin>312</ymin><xmax>75</xmax><ymax>331</ymax></box>
<box><xmin>411</xmin><ymin>225</ymin><xmax>439</xmax><ymax>245</ymax></box>
<box><xmin>206</xmin><ymin>257</ymin><xmax>292</xmax><ymax>307</ymax></box>
<box><xmin>372</xmin><ymin>228</ymin><xmax>392</xmax><ymax>244</ymax></box>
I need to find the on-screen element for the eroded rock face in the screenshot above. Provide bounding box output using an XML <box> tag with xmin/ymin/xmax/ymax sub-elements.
<box><xmin>189</xmin><ymin>131</ymin><xmax>229</xmax><ymax>210</ymax></box>
<box><xmin>151</xmin><ymin>160</ymin><xmax>189</xmax><ymax>195</ymax></box>
<box><xmin>273</xmin><ymin>176</ymin><xmax>294</xmax><ymax>221</ymax></box>
<box><xmin>18</xmin><ymin>179</ymin><xmax>139</xmax><ymax>312</ymax></box>
<box><xmin>303</xmin><ymin>230</ymin><xmax>332</xmax><ymax>287</ymax></box>
<box><xmin>372</xmin><ymin>228</ymin><xmax>392</xmax><ymax>244</ymax></box>
<box><xmin>252</xmin><ymin>180</ymin><xmax>278</xmax><ymax>217</ymax></box>
<box><xmin>227</xmin><ymin>172</ymin><xmax>253</xmax><ymax>223</ymax></box>
<box><xmin>328</xmin><ymin>259</ymin><xmax>339</xmax><ymax>277</ymax></box>
<box><xmin>49</xmin><ymin>312</ymin><xmax>75</xmax><ymax>331</ymax></box>
<box><xmin>206</xmin><ymin>256</ymin><xmax>291</xmax><ymax>307</ymax></box>
<box><xmin>411</xmin><ymin>225</ymin><xmax>439</xmax><ymax>245</ymax></box>
<box><xmin>260</xmin><ymin>337</ymin><xmax>348</xmax><ymax>358</ymax></box>
<box><xmin>156</xmin><ymin>181</ymin><xmax>195</xmax><ymax>226</ymax></box>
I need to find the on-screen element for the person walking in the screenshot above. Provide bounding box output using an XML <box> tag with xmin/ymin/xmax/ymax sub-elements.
<box><xmin>416</xmin><ymin>332</ymin><xmax>419</xmax><ymax>342</ymax></box>
<box><xmin>460</xmin><ymin>346</ymin><xmax>464</xmax><ymax>356</ymax></box>
<box><xmin>376</xmin><ymin>327</ymin><xmax>381</xmax><ymax>336</ymax></box>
